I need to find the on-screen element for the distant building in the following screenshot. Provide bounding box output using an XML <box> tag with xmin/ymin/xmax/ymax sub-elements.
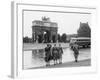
<box><xmin>32</xmin><ymin>17</ymin><xmax>58</xmax><ymax>43</ymax></box>
<box><xmin>77</xmin><ymin>22</ymin><xmax>91</xmax><ymax>37</ymax></box>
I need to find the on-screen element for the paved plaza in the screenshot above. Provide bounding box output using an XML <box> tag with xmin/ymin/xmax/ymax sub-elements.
<box><xmin>23</xmin><ymin>43</ymin><xmax>91</xmax><ymax>69</ymax></box>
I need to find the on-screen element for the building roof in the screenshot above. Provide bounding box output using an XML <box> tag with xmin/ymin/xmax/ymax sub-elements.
<box><xmin>32</xmin><ymin>19</ymin><xmax>58</xmax><ymax>27</ymax></box>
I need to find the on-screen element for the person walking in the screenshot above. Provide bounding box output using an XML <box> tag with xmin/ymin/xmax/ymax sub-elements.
<box><xmin>73</xmin><ymin>44</ymin><xmax>79</xmax><ymax>62</ymax></box>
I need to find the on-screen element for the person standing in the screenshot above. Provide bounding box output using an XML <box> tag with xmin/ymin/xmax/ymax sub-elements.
<box><xmin>44</xmin><ymin>44</ymin><xmax>52</xmax><ymax>66</ymax></box>
<box><xmin>58</xmin><ymin>44</ymin><xmax>63</xmax><ymax>64</ymax></box>
<box><xmin>52</xmin><ymin>44</ymin><xmax>58</xmax><ymax>65</ymax></box>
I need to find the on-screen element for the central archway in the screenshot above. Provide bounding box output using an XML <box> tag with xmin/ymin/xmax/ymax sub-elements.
<box><xmin>43</xmin><ymin>30</ymin><xmax>51</xmax><ymax>43</ymax></box>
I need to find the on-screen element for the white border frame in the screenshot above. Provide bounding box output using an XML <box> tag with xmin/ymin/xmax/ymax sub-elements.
<box><xmin>11</xmin><ymin>1</ymin><xmax>97</xmax><ymax>78</ymax></box>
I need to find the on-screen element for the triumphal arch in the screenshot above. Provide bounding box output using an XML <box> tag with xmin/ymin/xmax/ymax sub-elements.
<box><xmin>32</xmin><ymin>17</ymin><xmax>58</xmax><ymax>43</ymax></box>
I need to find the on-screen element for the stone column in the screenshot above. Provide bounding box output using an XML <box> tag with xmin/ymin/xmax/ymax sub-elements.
<box><xmin>41</xmin><ymin>31</ymin><xmax>44</xmax><ymax>43</ymax></box>
<box><xmin>55</xmin><ymin>30</ymin><xmax>58</xmax><ymax>43</ymax></box>
<box><xmin>32</xmin><ymin>27</ymin><xmax>36</xmax><ymax>43</ymax></box>
<box><xmin>50</xmin><ymin>31</ymin><xmax>53</xmax><ymax>43</ymax></box>
<box><xmin>35</xmin><ymin>30</ymin><xmax>39</xmax><ymax>43</ymax></box>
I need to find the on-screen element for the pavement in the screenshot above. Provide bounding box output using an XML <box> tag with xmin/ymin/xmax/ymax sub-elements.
<box><xmin>23</xmin><ymin>43</ymin><xmax>91</xmax><ymax>69</ymax></box>
<box><xmin>28</xmin><ymin>59</ymin><xmax>91</xmax><ymax>69</ymax></box>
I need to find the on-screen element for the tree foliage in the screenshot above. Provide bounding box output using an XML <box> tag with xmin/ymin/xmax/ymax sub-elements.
<box><xmin>58</xmin><ymin>34</ymin><xmax>61</xmax><ymax>42</ymax></box>
<box><xmin>23</xmin><ymin>36</ymin><xmax>32</xmax><ymax>43</ymax></box>
<box><xmin>61</xmin><ymin>33</ymin><xmax>67</xmax><ymax>43</ymax></box>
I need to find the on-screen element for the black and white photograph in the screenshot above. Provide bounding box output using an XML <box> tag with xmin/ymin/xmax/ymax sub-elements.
<box><xmin>23</xmin><ymin>10</ymin><xmax>91</xmax><ymax>69</ymax></box>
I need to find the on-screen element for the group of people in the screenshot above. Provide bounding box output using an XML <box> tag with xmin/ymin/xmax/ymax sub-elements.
<box><xmin>44</xmin><ymin>43</ymin><xmax>79</xmax><ymax>67</ymax></box>
<box><xmin>44</xmin><ymin>44</ymin><xmax>63</xmax><ymax>66</ymax></box>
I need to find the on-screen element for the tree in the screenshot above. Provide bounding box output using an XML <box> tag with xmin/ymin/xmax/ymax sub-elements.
<box><xmin>61</xmin><ymin>33</ymin><xmax>67</xmax><ymax>43</ymax></box>
<box><xmin>77</xmin><ymin>22</ymin><xmax>91</xmax><ymax>37</ymax></box>
<box><xmin>23</xmin><ymin>36</ymin><xmax>31</xmax><ymax>43</ymax></box>
<box><xmin>58</xmin><ymin>34</ymin><xmax>61</xmax><ymax>42</ymax></box>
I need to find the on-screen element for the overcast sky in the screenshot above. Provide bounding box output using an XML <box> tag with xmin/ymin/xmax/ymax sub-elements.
<box><xmin>23</xmin><ymin>10</ymin><xmax>91</xmax><ymax>38</ymax></box>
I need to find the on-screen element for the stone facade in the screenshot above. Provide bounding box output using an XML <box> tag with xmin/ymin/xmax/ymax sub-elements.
<box><xmin>32</xmin><ymin>17</ymin><xmax>58</xmax><ymax>43</ymax></box>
